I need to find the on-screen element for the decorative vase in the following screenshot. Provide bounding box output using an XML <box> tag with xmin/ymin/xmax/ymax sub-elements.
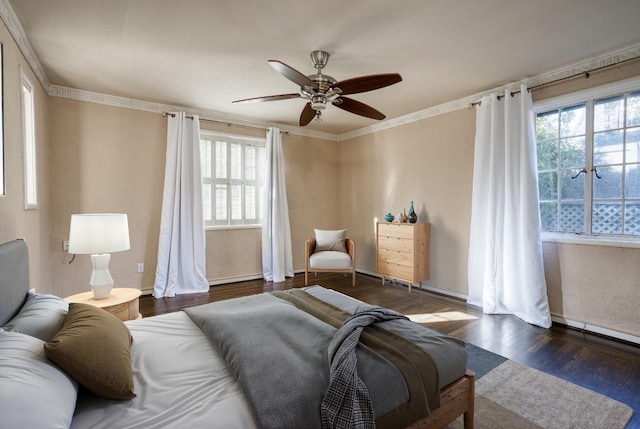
<box><xmin>408</xmin><ymin>201</ymin><xmax>417</xmax><ymax>223</ymax></box>
<box><xmin>402</xmin><ymin>209</ymin><xmax>408</xmax><ymax>223</ymax></box>
<box><xmin>397</xmin><ymin>212</ymin><xmax>403</xmax><ymax>223</ymax></box>
<box><xmin>384</xmin><ymin>213</ymin><xmax>395</xmax><ymax>222</ymax></box>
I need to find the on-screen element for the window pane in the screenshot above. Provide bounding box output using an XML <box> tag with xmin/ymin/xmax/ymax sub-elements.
<box><xmin>560</xmin><ymin>104</ymin><xmax>586</xmax><ymax>137</ymax></box>
<box><xmin>594</xmin><ymin>130</ymin><xmax>623</xmax><ymax>165</ymax></box>
<box><xmin>593</xmin><ymin>166</ymin><xmax>622</xmax><ymax>199</ymax></box>
<box><xmin>536</xmin><ymin>111</ymin><xmax>558</xmax><ymax>141</ymax></box>
<box><xmin>215</xmin><ymin>141</ymin><xmax>227</xmax><ymax>179</ymax></box>
<box><xmin>231</xmin><ymin>184</ymin><xmax>242</xmax><ymax>220</ymax></box>
<box><xmin>244</xmin><ymin>145</ymin><xmax>256</xmax><ymax>181</ymax></box>
<box><xmin>540</xmin><ymin>202</ymin><xmax>558</xmax><ymax>231</ymax></box>
<box><xmin>559</xmin><ymin>136</ymin><xmax>585</xmax><ymax>168</ymax></box>
<box><xmin>245</xmin><ymin>185</ymin><xmax>256</xmax><ymax>219</ymax></box>
<box><xmin>594</xmin><ymin>95</ymin><xmax>624</xmax><ymax>132</ymax></box>
<box><xmin>626</xmin><ymin>127</ymin><xmax>640</xmax><ymax>164</ymax></box>
<box><xmin>627</xmin><ymin>92</ymin><xmax>640</xmax><ymax>127</ymax></box>
<box><xmin>230</xmin><ymin>142</ymin><xmax>242</xmax><ymax>180</ymax></box>
<box><xmin>537</xmin><ymin>138</ymin><xmax>557</xmax><ymax>170</ymax></box>
<box><xmin>202</xmin><ymin>183</ymin><xmax>212</xmax><ymax>221</ymax></box>
<box><xmin>560</xmin><ymin>203</ymin><xmax>584</xmax><ymax>233</ymax></box>
<box><xmin>538</xmin><ymin>172</ymin><xmax>557</xmax><ymax>200</ymax></box>
<box><xmin>592</xmin><ymin>202</ymin><xmax>622</xmax><ymax>234</ymax></box>
<box><xmin>215</xmin><ymin>184</ymin><xmax>227</xmax><ymax>221</ymax></box>
<box><xmin>200</xmin><ymin>140</ymin><xmax>211</xmax><ymax>179</ymax></box>
<box><xmin>560</xmin><ymin>169</ymin><xmax>584</xmax><ymax>200</ymax></box>
<box><xmin>624</xmin><ymin>202</ymin><xmax>640</xmax><ymax>235</ymax></box>
<box><xmin>626</xmin><ymin>163</ymin><xmax>640</xmax><ymax>198</ymax></box>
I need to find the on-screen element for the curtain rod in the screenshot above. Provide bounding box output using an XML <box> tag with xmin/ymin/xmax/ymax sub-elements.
<box><xmin>162</xmin><ymin>111</ymin><xmax>291</xmax><ymax>134</ymax></box>
<box><xmin>470</xmin><ymin>54</ymin><xmax>640</xmax><ymax>107</ymax></box>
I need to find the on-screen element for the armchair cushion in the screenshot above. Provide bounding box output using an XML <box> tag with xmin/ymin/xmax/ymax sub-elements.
<box><xmin>314</xmin><ymin>229</ymin><xmax>347</xmax><ymax>253</ymax></box>
<box><xmin>309</xmin><ymin>251</ymin><xmax>353</xmax><ymax>270</ymax></box>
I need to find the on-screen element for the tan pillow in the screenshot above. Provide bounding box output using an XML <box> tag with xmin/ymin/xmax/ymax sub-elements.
<box><xmin>314</xmin><ymin>229</ymin><xmax>347</xmax><ymax>252</ymax></box>
<box><xmin>44</xmin><ymin>303</ymin><xmax>135</xmax><ymax>400</ymax></box>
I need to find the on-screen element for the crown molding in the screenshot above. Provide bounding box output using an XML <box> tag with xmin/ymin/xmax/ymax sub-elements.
<box><xmin>47</xmin><ymin>85</ymin><xmax>339</xmax><ymax>141</ymax></box>
<box><xmin>0</xmin><ymin>0</ymin><xmax>49</xmax><ymax>89</ymax></box>
<box><xmin>338</xmin><ymin>42</ymin><xmax>640</xmax><ymax>141</ymax></box>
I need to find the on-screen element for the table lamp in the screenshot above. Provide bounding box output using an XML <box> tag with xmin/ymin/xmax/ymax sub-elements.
<box><xmin>68</xmin><ymin>213</ymin><xmax>130</xmax><ymax>299</ymax></box>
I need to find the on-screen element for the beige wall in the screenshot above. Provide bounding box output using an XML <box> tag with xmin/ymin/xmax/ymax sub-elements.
<box><xmin>48</xmin><ymin>99</ymin><xmax>166</xmax><ymax>296</ymax></box>
<box><xmin>0</xmin><ymin>20</ymin><xmax>52</xmax><ymax>293</ymax></box>
<box><xmin>338</xmin><ymin>109</ymin><xmax>475</xmax><ymax>295</ymax></box>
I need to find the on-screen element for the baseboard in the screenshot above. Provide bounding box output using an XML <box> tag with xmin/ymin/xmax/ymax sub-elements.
<box><xmin>551</xmin><ymin>314</ymin><xmax>640</xmax><ymax>346</ymax></box>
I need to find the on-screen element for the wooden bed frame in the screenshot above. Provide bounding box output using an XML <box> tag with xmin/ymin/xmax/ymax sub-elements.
<box><xmin>408</xmin><ymin>369</ymin><xmax>475</xmax><ymax>429</ymax></box>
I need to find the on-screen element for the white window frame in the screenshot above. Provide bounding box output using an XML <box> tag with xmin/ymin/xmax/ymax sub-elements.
<box><xmin>200</xmin><ymin>131</ymin><xmax>265</xmax><ymax>230</ymax></box>
<box><xmin>534</xmin><ymin>76</ymin><xmax>640</xmax><ymax>248</ymax></box>
<box><xmin>21</xmin><ymin>69</ymin><xmax>37</xmax><ymax>210</ymax></box>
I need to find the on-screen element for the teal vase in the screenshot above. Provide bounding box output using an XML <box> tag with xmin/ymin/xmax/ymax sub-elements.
<box><xmin>408</xmin><ymin>201</ymin><xmax>417</xmax><ymax>223</ymax></box>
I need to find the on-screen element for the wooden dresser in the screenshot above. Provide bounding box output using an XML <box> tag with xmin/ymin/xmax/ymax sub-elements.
<box><xmin>376</xmin><ymin>222</ymin><xmax>430</xmax><ymax>292</ymax></box>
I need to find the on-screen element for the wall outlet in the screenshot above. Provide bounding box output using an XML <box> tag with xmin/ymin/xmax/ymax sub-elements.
<box><xmin>63</xmin><ymin>240</ymin><xmax>69</xmax><ymax>251</ymax></box>
<box><xmin>137</xmin><ymin>263</ymin><xmax>144</xmax><ymax>273</ymax></box>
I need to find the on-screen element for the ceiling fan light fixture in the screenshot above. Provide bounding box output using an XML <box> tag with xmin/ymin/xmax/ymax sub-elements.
<box><xmin>311</xmin><ymin>95</ymin><xmax>326</xmax><ymax>110</ymax></box>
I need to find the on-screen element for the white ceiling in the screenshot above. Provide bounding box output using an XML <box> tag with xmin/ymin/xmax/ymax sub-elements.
<box><xmin>7</xmin><ymin>0</ymin><xmax>640</xmax><ymax>135</ymax></box>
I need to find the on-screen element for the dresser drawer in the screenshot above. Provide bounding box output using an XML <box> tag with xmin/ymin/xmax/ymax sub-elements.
<box><xmin>378</xmin><ymin>222</ymin><xmax>415</xmax><ymax>240</ymax></box>
<box><xmin>378</xmin><ymin>248</ymin><xmax>413</xmax><ymax>266</ymax></box>
<box><xmin>378</xmin><ymin>236</ymin><xmax>413</xmax><ymax>253</ymax></box>
<box><xmin>377</xmin><ymin>260</ymin><xmax>414</xmax><ymax>280</ymax></box>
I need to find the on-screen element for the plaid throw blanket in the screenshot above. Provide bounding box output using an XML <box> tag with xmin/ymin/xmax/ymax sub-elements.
<box><xmin>321</xmin><ymin>307</ymin><xmax>408</xmax><ymax>429</ymax></box>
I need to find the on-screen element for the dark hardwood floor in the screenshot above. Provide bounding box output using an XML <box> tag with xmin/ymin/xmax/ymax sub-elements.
<box><xmin>140</xmin><ymin>272</ymin><xmax>640</xmax><ymax>428</ymax></box>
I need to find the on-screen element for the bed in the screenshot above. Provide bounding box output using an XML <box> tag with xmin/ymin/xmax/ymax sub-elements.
<box><xmin>0</xmin><ymin>239</ymin><xmax>474</xmax><ymax>428</ymax></box>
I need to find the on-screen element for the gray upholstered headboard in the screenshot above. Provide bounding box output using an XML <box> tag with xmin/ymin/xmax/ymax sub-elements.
<box><xmin>0</xmin><ymin>240</ymin><xmax>30</xmax><ymax>326</ymax></box>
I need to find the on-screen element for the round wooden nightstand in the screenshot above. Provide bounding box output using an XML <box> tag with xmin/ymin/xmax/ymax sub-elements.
<box><xmin>65</xmin><ymin>288</ymin><xmax>142</xmax><ymax>321</ymax></box>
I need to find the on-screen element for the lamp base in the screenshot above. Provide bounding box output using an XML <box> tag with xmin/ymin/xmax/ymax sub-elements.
<box><xmin>90</xmin><ymin>253</ymin><xmax>114</xmax><ymax>300</ymax></box>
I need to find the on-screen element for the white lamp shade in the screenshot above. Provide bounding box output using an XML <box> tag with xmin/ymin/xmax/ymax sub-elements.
<box><xmin>68</xmin><ymin>214</ymin><xmax>130</xmax><ymax>255</ymax></box>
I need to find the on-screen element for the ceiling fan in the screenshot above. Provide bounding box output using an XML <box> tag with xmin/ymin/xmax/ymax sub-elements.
<box><xmin>232</xmin><ymin>50</ymin><xmax>402</xmax><ymax>126</ymax></box>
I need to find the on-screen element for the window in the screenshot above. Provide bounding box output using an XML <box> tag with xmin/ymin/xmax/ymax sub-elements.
<box><xmin>21</xmin><ymin>70</ymin><xmax>37</xmax><ymax>209</ymax></box>
<box><xmin>200</xmin><ymin>132</ymin><xmax>265</xmax><ymax>228</ymax></box>
<box><xmin>535</xmin><ymin>78</ymin><xmax>640</xmax><ymax>238</ymax></box>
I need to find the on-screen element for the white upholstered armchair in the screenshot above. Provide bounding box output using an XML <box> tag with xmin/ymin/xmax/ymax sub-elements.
<box><xmin>304</xmin><ymin>229</ymin><xmax>356</xmax><ymax>286</ymax></box>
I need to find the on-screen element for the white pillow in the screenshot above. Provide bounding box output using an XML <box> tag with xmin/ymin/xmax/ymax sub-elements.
<box><xmin>314</xmin><ymin>229</ymin><xmax>347</xmax><ymax>253</ymax></box>
<box><xmin>0</xmin><ymin>331</ymin><xmax>78</xmax><ymax>428</ymax></box>
<box><xmin>2</xmin><ymin>291</ymin><xmax>68</xmax><ymax>341</ymax></box>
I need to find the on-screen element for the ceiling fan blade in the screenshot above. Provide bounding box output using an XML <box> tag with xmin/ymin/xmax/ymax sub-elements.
<box><xmin>333</xmin><ymin>73</ymin><xmax>402</xmax><ymax>95</ymax></box>
<box><xmin>232</xmin><ymin>93</ymin><xmax>300</xmax><ymax>104</ymax></box>
<box><xmin>300</xmin><ymin>103</ymin><xmax>316</xmax><ymax>126</ymax></box>
<box><xmin>269</xmin><ymin>60</ymin><xmax>316</xmax><ymax>89</ymax></box>
<box><xmin>333</xmin><ymin>97</ymin><xmax>386</xmax><ymax>120</ymax></box>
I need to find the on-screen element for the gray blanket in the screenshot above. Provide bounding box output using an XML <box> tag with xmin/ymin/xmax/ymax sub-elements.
<box><xmin>185</xmin><ymin>293</ymin><xmax>408</xmax><ymax>429</ymax></box>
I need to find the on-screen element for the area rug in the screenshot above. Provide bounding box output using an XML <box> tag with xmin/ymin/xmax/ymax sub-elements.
<box><xmin>446</xmin><ymin>345</ymin><xmax>634</xmax><ymax>429</ymax></box>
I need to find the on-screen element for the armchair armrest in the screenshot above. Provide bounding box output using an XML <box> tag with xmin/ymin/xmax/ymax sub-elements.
<box><xmin>305</xmin><ymin>238</ymin><xmax>317</xmax><ymax>259</ymax></box>
<box><xmin>346</xmin><ymin>239</ymin><xmax>355</xmax><ymax>267</ymax></box>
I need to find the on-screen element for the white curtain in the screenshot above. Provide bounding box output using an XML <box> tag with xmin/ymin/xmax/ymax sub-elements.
<box><xmin>153</xmin><ymin>112</ymin><xmax>209</xmax><ymax>298</ymax></box>
<box><xmin>467</xmin><ymin>85</ymin><xmax>551</xmax><ymax>328</ymax></box>
<box><xmin>262</xmin><ymin>127</ymin><xmax>293</xmax><ymax>282</ymax></box>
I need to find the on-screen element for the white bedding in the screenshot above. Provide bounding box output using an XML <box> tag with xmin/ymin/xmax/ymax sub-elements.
<box><xmin>71</xmin><ymin>311</ymin><xmax>258</xmax><ymax>429</ymax></box>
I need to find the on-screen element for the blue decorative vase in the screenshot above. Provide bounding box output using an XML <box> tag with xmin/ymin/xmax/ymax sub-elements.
<box><xmin>384</xmin><ymin>213</ymin><xmax>395</xmax><ymax>222</ymax></box>
<box><xmin>408</xmin><ymin>201</ymin><xmax>417</xmax><ymax>223</ymax></box>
